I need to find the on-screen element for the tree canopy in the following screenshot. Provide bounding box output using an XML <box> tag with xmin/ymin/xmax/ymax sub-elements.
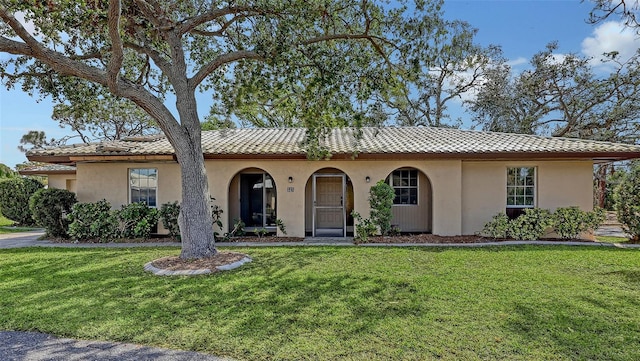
<box><xmin>468</xmin><ymin>43</ymin><xmax>640</xmax><ymax>144</ymax></box>
<box><xmin>0</xmin><ymin>0</ymin><xmax>472</xmax><ymax>258</ymax></box>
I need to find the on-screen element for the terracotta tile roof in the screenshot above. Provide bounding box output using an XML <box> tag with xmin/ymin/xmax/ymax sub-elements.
<box><xmin>26</xmin><ymin>127</ymin><xmax>640</xmax><ymax>162</ymax></box>
<box><xmin>18</xmin><ymin>164</ymin><xmax>76</xmax><ymax>175</ymax></box>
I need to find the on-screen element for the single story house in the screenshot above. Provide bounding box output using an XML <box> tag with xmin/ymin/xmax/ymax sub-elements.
<box><xmin>26</xmin><ymin>127</ymin><xmax>640</xmax><ymax>238</ymax></box>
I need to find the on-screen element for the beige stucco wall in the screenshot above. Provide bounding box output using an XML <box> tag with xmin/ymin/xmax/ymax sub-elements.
<box><xmin>461</xmin><ymin>160</ymin><xmax>594</xmax><ymax>235</ymax></box>
<box><xmin>48</xmin><ymin>174</ymin><xmax>77</xmax><ymax>193</ymax></box>
<box><xmin>73</xmin><ymin>158</ymin><xmax>595</xmax><ymax>238</ymax></box>
<box><xmin>204</xmin><ymin>159</ymin><xmax>462</xmax><ymax>237</ymax></box>
<box><xmin>75</xmin><ymin>162</ymin><xmax>181</xmax><ymax>208</ymax></box>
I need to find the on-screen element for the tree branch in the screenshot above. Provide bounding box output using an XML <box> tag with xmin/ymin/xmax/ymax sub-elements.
<box><xmin>177</xmin><ymin>6</ymin><xmax>258</xmax><ymax>35</ymax></box>
<box><xmin>189</xmin><ymin>50</ymin><xmax>263</xmax><ymax>87</ymax></box>
<box><xmin>189</xmin><ymin>14</ymin><xmax>250</xmax><ymax>37</ymax></box>
<box><xmin>107</xmin><ymin>0</ymin><xmax>124</xmax><ymax>94</ymax></box>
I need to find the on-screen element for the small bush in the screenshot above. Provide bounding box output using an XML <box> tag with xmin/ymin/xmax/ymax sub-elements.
<box><xmin>481</xmin><ymin>213</ymin><xmax>510</xmax><ymax>239</ymax></box>
<box><xmin>68</xmin><ymin>200</ymin><xmax>117</xmax><ymax>242</ymax></box>
<box><xmin>29</xmin><ymin>188</ymin><xmax>77</xmax><ymax>238</ymax></box>
<box><xmin>224</xmin><ymin>218</ymin><xmax>246</xmax><ymax>240</ymax></box>
<box><xmin>0</xmin><ymin>177</ymin><xmax>43</xmax><ymax>225</ymax></box>
<box><xmin>553</xmin><ymin>206</ymin><xmax>605</xmax><ymax>240</ymax></box>
<box><xmin>113</xmin><ymin>202</ymin><xmax>159</xmax><ymax>239</ymax></box>
<box><xmin>159</xmin><ymin>201</ymin><xmax>180</xmax><ymax>240</ymax></box>
<box><xmin>369</xmin><ymin>180</ymin><xmax>395</xmax><ymax>236</ymax></box>
<box><xmin>211</xmin><ymin>197</ymin><xmax>224</xmax><ymax>239</ymax></box>
<box><xmin>352</xmin><ymin>211</ymin><xmax>377</xmax><ymax>243</ymax></box>
<box><xmin>509</xmin><ymin>208</ymin><xmax>553</xmax><ymax>241</ymax></box>
<box><xmin>614</xmin><ymin>163</ymin><xmax>640</xmax><ymax>241</ymax></box>
<box><xmin>275</xmin><ymin>218</ymin><xmax>287</xmax><ymax>235</ymax></box>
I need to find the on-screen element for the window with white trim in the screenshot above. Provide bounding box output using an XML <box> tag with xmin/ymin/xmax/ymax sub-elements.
<box><xmin>389</xmin><ymin>169</ymin><xmax>418</xmax><ymax>205</ymax></box>
<box><xmin>506</xmin><ymin>167</ymin><xmax>535</xmax><ymax>218</ymax></box>
<box><xmin>129</xmin><ymin>168</ymin><xmax>157</xmax><ymax>207</ymax></box>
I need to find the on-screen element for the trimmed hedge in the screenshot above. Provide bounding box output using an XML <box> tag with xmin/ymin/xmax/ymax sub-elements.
<box><xmin>614</xmin><ymin>163</ymin><xmax>640</xmax><ymax>241</ymax></box>
<box><xmin>29</xmin><ymin>188</ymin><xmax>77</xmax><ymax>238</ymax></box>
<box><xmin>0</xmin><ymin>177</ymin><xmax>43</xmax><ymax>225</ymax></box>
<box><xmin>482</xmin><ymin>207</ymin><xmax>605</xmax><ymax>240</ymax></box>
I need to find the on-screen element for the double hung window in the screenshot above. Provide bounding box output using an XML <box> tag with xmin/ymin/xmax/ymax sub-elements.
<box><xmin>129</xmin><ymin>168</ymin><xmax>157</xmax><ymax>207</ymax></box>
<box><xmin>506</xmin><ymin>167</ymin><xmax>536</xmax><ymax>218</ymax></box>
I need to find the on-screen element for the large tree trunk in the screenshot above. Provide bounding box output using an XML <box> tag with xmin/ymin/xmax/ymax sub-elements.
<box><xmin>175</xmin><ymin>139</ymin><xmax>217</xmax><ymax>259</ymax></box>
<box><xmin>171</xmin><ymin>81</ymin><xmax>217</xmax><ymax>259</ymax></box>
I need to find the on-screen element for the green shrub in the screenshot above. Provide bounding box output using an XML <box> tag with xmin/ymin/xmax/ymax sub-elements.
<box><xmin>553</xmin><ymin>206</ymin><xmax>606</xmax><ymax>240</ymax></box>
<box><xmin>0</xmin><ymin>177</ymin><xmax>43</xmax><ymax>225</ymax></box>
<box><xmin>159</xmin><ymin>201</ymin><xmax>180</xmax><ymax>240</ymax></box>
<box><xmin>113</xmin><ymin>202</ymin><xmax>159</xmax><ymax>239</ymax></box>
<box><xmin>224</xmin><ymin>218</ymin><xmax>246</xmax><ymax>240</ymax></box>
<box><xmin>28</xmin><ymin>188</ymin><xmax>77</xmax><ymax>238</ymax></box>
<box><xmin>481</xmin><ymin>213</ymin><xmax>510</xmax><ymax>239</ymax></box>
<box><xmin>509</xmin><ymin>208</ymin><xmax>553</xmax><ymax>240</ymax></box>
<box><xmin>275</xmin><ymin>218</ymin><xmax>287</xmax><ymax>235</ymax></box>
<box><xmin>614</xmin><ymin>163</ymin><xmax>640</xmax><ymax>241</ymax></box>
<box><xmin>210</xmin><ymin>197</ymin><xmax>224</xmax><ymax>239</ymax></box>
<box><xmin>352</xmin><ymin>211</ymin><xmax>377</xmax><ymax>243</ymax></box>
<box><xmin>369</xmin><ymin>180</ymin><xmax>395</xmax><ymax>236</ymax></box>
<box><xmin>68</xmin><ymin>200</ymin><xmax>117</xmax><ymax>242</ymax></box>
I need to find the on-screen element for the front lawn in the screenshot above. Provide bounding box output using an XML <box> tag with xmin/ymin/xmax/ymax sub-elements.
<box><xmin>0</xmin><ymin>213</ymin><xmax>14</xmax><ymax>227</ymax></box>
<box><xmin>596</xmin><ymin>235</ymin><xmax>631</xmax><ymax>243</ymax></box>
<box><xmin>0</xmin><ymin>246</ymin><xmax>638</xmax><ymax>360</ymax></box>
<box><xmin>0</xmin><ymin>213</ymin><xmax>39</xmax><ymax>234</ymax></box>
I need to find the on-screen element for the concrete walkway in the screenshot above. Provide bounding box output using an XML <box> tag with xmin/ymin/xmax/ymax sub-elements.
<box><xmin>0</xmin><ymin>331</ymin><xmax>230</xmax><ymax>361</ymax></box>
<box><xmin>1</xmin><ymin>229</ymin><xmax>639</xmax><ymax>249</ymax></box>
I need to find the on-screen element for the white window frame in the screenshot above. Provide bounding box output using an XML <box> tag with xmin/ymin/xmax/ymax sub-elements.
<box><xmin>506</xmin><ymin>167</ymin><xmax>536</xmax><ymax>209</ymax></box>
<box><xmin>388</xmin><ymin>168</ymin><xmax>419</xmax><ymax>206</ymax></box>
<box><xmin>129</xmin><ymin>168</ymin><xmax>158</xmax><ymax>207</ymax></box>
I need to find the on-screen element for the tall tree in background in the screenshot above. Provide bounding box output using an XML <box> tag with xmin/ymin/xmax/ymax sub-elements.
<box><xmin>469</xmin><ymin>43</ymin><xmax>640</xmax><ymax>142</ymax></box>
<box><xmin>51</xmin><ymin>83</ymin><xmax>159</xmax><ymax>143</ymax></box>
<box><xmin>0</xmin><ymin>0</ymin><xmax>447</xmax><ymax>259</ymax></box>
<box><xmin>17</xmin><ymin>130</ymin><xmax>64</xmax><ymax>153</ymax></box>
<box><xmin>388</xmin><ymin>20</ymin><xmax>504</xmax><ymax>127</ymax></box>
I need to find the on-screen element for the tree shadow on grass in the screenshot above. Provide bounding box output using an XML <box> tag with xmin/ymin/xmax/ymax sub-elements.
<box><xmin>0</xmin><ymin>247</ymin><xmax>431</xmax><ymax>358</ymax></box>
<box><xmin>507</xmin><ymin>298</ymin><xmax>640</xmax><ymax>361</ymax></box>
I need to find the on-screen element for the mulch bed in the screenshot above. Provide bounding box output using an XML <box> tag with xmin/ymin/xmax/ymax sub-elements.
<box><xmin>362</xmin><ymin>234</ymin><xmax>597</xmax><ymax>244</ymax></box>
<box><xmin>150</xmin><ymin>251</ymin><xmax>248</xmax><ymax>271</ymax></box>
<box><xmin>224</xmin><ymin>236</ymin><xmax>304</xmax><ymax>243</ymax></box>
<box><xmin>57</xmin><ymin>234</ymin><xmax>603</xmax><ymax>244</ymax></box>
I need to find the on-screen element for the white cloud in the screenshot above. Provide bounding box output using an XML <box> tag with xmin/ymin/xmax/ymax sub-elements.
<box><xmin>582</xmin><ymin>21</ymin><xmax>640</xmax><ymax>66</ymax></box>
<box><xmin>507</xmin><ymin>57</ymin><xmax>528</xmax><ymax>67</ymax></box>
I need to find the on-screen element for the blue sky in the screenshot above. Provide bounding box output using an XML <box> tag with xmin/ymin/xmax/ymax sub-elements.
<box><xmin>1</xmin><ymin>0</ymin><xmax>637</xmax><ymax>168</ymax></box>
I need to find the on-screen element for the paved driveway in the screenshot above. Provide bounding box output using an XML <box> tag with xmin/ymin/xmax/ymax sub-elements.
<box><xmin>0</xmin><ymin>230</ymin><xmax>47</xmax><ymax>248</ymax></box>
<box><xmin>0</xmin><ymin>331</ymin><xmax>230</xmax><ymax>361</ymax></box>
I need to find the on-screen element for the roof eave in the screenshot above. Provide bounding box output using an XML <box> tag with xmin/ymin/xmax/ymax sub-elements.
<box><xmin>28</xmin><ymin>150</ymin><xmax>640</xmax><ymax>163</ymax></box>
<box><xmin>18</xmin><ymin>169</ymin><xmax>76</xmax><ymax>176</ymax></box>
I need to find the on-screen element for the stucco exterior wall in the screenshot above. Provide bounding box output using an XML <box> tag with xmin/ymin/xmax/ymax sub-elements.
<box><xmin>48</xmin><ymin>174</ymin><xmax>76</xmax><ymax>193</ymax></box>
<box><xmin>73</xmin><ymin>158</ymin><xmax>594</xmax><ymax>238</ymax></box>
<box><xmin>204</xmin><ymin>159</ymin><xmax>462</xmax><ymax>237</ymax></box>
<box><xmin>461</xmin><ymin>160</ymin><xmax>594</xmax><ymax>235</ymax></box>
<box><xmin>75</xmin><ymin>162</ymin><xmax>181</xmax><ymax>208</ymax></box>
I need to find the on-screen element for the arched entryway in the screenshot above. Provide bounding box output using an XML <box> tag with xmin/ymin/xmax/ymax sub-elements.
<box><xmin>305</xmin><ymin>168</ymin><xmax>354</xmax><ymax>237</ymax></box>
<box><xmin>385</xmin><ymin>167</ymin><xmax>432</xmax><ymax>233</ymax></box>
<box><xmin>228</xmin><ymin>168</ymin><xmax>278</xmax><ymax>232</ymax></box>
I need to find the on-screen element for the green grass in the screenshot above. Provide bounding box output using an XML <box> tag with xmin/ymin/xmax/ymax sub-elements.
<box><xmin>0</xmin><ymin>246</ymin><xmax>639</xmax><ymax>360</ymax></box>
<box><xmin>0</xmin><ymin>213</ymin><xmax>40</xmax><ymax>234</ymax></box>
<box><xmin>0</xmin><ymin>213</ymin><xmax>14</xmax><ymax>227</ymax></box>
<box><xmin>596</xmin><ymin>235</ymin><xmax>631</xmax><ymax>243</ymax></box>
